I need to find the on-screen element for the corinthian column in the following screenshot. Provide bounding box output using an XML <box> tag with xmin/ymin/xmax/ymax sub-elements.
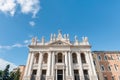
<box><xmin>24</xmin><ymin>52</ymin><xmax>31</xmax><ymax>78</ymax></box>
<box><xmin>51</xmin><ymin>52</ymin><xmax>55</xmax><ymax>76</ymax></box>
<box><xmin>47</xmin><ymin>52</ymin><xmax>52</xmax><ymax>76</ymax></box>
<box><xmin>36</xmin><ymin>52</ymin><xmax>43</xmax><ymax>80</ymax></box>
<box><xmin>88</xmin><ymin>51</ymin><xmax>98</xmax><ymax>80</ymax></box>
<box><xmin>27</xmin><ymin>52</ymin><xmax>34</xmax><ymax>79</ymax></box>
<box><xmin>68</xmin><ymin>51</ymin><xmax>74</xmax><ymax>80</ymax></box>
<box><xmin>85</xmin><ymin>51</ymin><xmax>92</xmax><ymax>80</ymax></box>
<box><xmin>65</xmin><ymin>52</ymin><xmax>69</xmax><ymax>76</ymax></box>
<box><xmin>77</xmin><ymin>52</ymin><xmax>84</xmax><ymax>80</ymax></box>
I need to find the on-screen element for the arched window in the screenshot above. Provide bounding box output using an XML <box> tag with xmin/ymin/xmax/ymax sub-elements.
<box><xmin>43</xmin><ymin>53</ymin><xmax>48</xmax><ymax>64</ymax></box>
<box><xmin>34</xmin><ymin>53</ymin><xmax>39</xmax><ymax>64</ymax></box>
<box><xmin>58</xmin><ymin>53</ymin><xmax>63</xmax><ymax>63</ymax></box>
<box><xmin>81</xmin><ymin>53</ymin><xmax>86</xmax><ymax>63</ymax></box>
<box><xmin>72</xmin><ymin>53</ymin><xmax>77</xmax><ymax>63</ymax></box>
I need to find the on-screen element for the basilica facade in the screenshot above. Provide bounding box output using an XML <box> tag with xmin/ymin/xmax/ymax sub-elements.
<box><xmin>23</xmin><ymin>30</ymin><xmax>98</xmax><ymax>80</ymax></box>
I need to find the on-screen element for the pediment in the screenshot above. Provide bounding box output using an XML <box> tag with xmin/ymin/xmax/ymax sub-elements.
<box><xmin>48</xmin><ymin>40</ymin><xmax>71</xmax><ymax>46</ymax></box>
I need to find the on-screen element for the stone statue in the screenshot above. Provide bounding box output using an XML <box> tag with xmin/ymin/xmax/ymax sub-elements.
<box><xmin>58</xmin><ymin>30</ymin><xmax>62</xmax><ymax>39</ymax></box>
<box><xmin>32</xmin><ymin>37</ymin><xmax>35</xmax><ymax>43</ymax></box>
<box><xmin>75</xmin><ymin>35</ymin><xmax>78</xmax><ymax>42</ymax></box>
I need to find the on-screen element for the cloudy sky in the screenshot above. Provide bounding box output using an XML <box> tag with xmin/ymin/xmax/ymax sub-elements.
<box><xmin>0</xmin><ymin>0</ymin><xmax>120</xmax><ymax>70</ymax></box>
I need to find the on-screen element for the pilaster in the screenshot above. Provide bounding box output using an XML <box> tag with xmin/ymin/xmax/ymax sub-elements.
<box><xmin>51</xmin><ymin>51</ymin><xmax>55</xmax><ymax>80</ymax></box>
<box><xmin>23</xmin><ymin>52</ymin><xmax>32</xmax><ymax>80</ymax></box>
<box><xmin>85</xmin><ymin>51</ymin><xmax>92</xmax><ymax>80</ymax></box>
<box><xmin>68</xmin><ymin>51</ymin><xmax>74</xmax><ymax>80</ymax></box>
<box><xmin>46</xmin><ymin>52</ymin><xmax>53</xmax><ymax>80</ymax></box>
<box><xmin>65</xmin><ymin>51</ymin><xmax>69</xmax><ymax>77</ymax></box>
<box><xmin>88</xmin><ymin>51</ymin><xmax>98</xmax><ymax>80</ymax></box>
<box><xmin>77</xmin><ymin>52</ymin><xmax>85</xmax><ymax>80</ymax></box>
<box><xmin>36</xmin><ymin>52</ymin><xmax>43</xmax><ymax>80</ymax></box>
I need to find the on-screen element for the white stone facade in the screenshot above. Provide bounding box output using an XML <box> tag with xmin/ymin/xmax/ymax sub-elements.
<box><xmin>23</xmin><ymin>30</ymin><xmax>98</xmax><ymax>80</ymax></box>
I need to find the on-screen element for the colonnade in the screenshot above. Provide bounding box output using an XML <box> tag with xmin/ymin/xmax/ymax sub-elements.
<box><xmin>23</xmin><ymin>51</ymin><xmax>98</xmax><ymax>80</ymax></box>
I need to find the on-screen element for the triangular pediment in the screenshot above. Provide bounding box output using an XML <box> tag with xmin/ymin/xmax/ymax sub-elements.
<box><xmin>48</xmin><ymin>40</ymin><xmax>72</xmax><ymax>46</ymax></box>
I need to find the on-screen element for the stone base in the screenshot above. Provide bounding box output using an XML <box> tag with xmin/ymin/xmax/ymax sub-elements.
<box><xmin>35</xmin><ymin>76</ymin><xmax>41</xmax><ymax>80</ymax></box>
<box><xmin>66</xmin><ymin>76</ymin><xmax>74</xmax><ymax>80</ymax></box>
<box><xmin>46</xmin><ymin>76</ymin><xmax>54</xmax><ymax>80</ymax></box>
<box><xmin>23</xmin><ymin>76</ymin><xmax>31</xmax><ymax>80</ymax></box>
<box><xmin>79</xmin><ymin>76</ymin><xmax>84</xmax><ymax>80</ymax></box>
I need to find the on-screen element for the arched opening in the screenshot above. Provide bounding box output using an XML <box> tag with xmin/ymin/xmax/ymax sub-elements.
<box><xmin>34</xmin><ymin>53</ymin><xmax>39</xmax><ymax>64</ymax></box>
<box><xmin>81</xmin><ymin>53</ymin><xmax>86</xmax><ymax>63</ymax></box>
<box><xmin>43</xmin><ymin>53</ymin><xmax>48</xmax><ymax>64</ymax></box>
<box><xmin>72</xmin><ymin>53</ymin><xmax>77</xmax><ymax>63</ymax></box>
<box><xmin>57</xmin><ymin>53</ymin><xmax>63</xmax><ymax>63</ymax></box>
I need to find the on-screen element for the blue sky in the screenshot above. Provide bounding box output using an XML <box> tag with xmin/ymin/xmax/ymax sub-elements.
<box><xmin>0</xmin><ymin>0</ymin><xmax>120</xmax><ymax>69</ymax></box>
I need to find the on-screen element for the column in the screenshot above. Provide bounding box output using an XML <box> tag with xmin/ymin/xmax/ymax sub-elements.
<box><xmin>63</xmin><ymin>69</ymin><xmax>65</xmax><ymax>80</ymax></box>
<box><xmin>68</xmin><ymin>51</ymin><xmax>73</xmax><ymax>76</ymax></box>
<box><xmin>27</xmin><ymin>53</ymin><xmax>34</xmax><ymax>78</ymax></box>
<box><xmin>88</xmin><ymin>51</ymin><xmax>98</xmax><ymax>80</ymax></box>
<box><xmin>24</xmin><ymin>52</ymin><xmax>31</xmax><ymax>77</ymax></box>
<box><xmin>77</xmin><ymin>52</ymin><xmax>84</xmax><ymax>80</ymax></box>
<box><xmin>85</xmin><ymin>51</ymin><xmax>92</xmax><ymax>80</ymax></box>
<box><xmin>65</xmin><ymin>52</ymin><xmax>69</xmax><ymax>76</ymax></box>
<box><xmin>36</xmin><ymin>52</ymin><xmax>43</xmax><ymax>80</ymax></box>
<box><xmin>47</xmin><ymin>52</ymin><xmax>52</xmax><ymax>76</ymax></box>
<box><xmin>56</xmin><ymin>69</ymin><xmax>57</xmax><ymax>80</ymax></box>
<box><xmin>68</xmin><ymin>52</ymin><xmax>72</xmax><ymax>76</ymax></box>
<box><xmin>51</xmin><ymin>52</ymin><xmax>55</xmax><ymax>76</ymax></box>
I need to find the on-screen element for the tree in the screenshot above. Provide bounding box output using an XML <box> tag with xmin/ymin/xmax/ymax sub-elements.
<box><xmin>14</xmin><ymin>69</ymin><xmax>20</xmax><ymax>80</ymax></box>
<box><xmin>0</xmin><ymin>70</ymin><xmax>3</xmax><ymax>80</ymax></box>
<box><xmin>9</xmin><ymin>72</ymin><xmax>15</xmax><ymax>80</ymax></box>
<box><xmin>2</xmin><ymin>65</ymin><xmax>10</xmax><ymax>80</ymax></box>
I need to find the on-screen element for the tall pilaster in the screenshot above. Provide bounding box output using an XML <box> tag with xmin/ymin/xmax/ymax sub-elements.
<box><xmin>27</xmin><ymin>52</ymin><xmax>34</xmax><ymax>80</ymax></box>
<box><xmin>51</xmin><ymin>51</ymin><xmax>55</xmax><ymax>79</ymax></box>
<box><xmin>36</xmin><ymin>52</ymin><xmax>43</xmax><ymax>80</ymax></box>
<box><xmin>85</xmin><ymin>51</ymin><xmax>92</xmax><ymax>80</ymax></box>
<box><xmin>24</xmin><ymin>52</ymin><xmax>31</xmax><ymax>78</ymax></box>
<box><xmin>65</xmin><ymin>52</ymin><xmax>69</xmax><ymax>76</ymax></box>
<box><xmin>68</xmin><ymin>51</ymin><xmax>74</xmax><ymax>80</ymax></box>
<box><xmin>77</xmin><ymin>52</ymin><xmax>84</xmax><ymax>80</ymax></box>
<box><xmin>88</xmin><ymin>51</ymin><xmax>98</xmax><ymax>80</ymax></box>
<box><xmin>46</xmin><ymin>52</ymin><xmax>52</xmax><ymax>80</ymax></box>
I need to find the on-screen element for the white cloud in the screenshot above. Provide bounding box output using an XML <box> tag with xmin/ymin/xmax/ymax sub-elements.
<box><xmin>12</xmin><ymin>43</ymin><xmax>25</xmax><ymax>48</ymax></box>
<box><xmin>0</xmin><ymin>58</ymin><xmax>17</xmax><ymax>71</ymax></box>
<box><xmin>0</xmin><ymin>0</ymin><xmax>40</xmax><ymax>17</ymax></box>
<box><xmin>0</xmin><ymin>0</ymin><xmax>16</xmax><ymax>16</ymax></box>
<box><xmin>17</xmin><ymin>0</ymin><xmax>40</xmax><ymax>18</ymax></box>
<box><xmin>0</xmin><ymin>43</ymin><xmax>26</xmax><ymax>50</ymax></box>
<box><xmin>29</xmin><ymin>21</ymin><xmax>35</xmax><ymax>27</ymax></box>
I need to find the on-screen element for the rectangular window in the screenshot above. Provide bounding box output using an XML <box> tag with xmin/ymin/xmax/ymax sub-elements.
<box><xmin>41</xmin><ymin>70</ymin><xmax>46</xmax><ymax>80</ymax></box>
<box><xmin>83</xmin><ymin>70</ymin><xmax>89</xmax><ymax>80</ymax></box>
<box><xmin>101</xmin><ymin>65</ymin><xmax>105</xmax><ymax>71</ymax></box>
<box><xmin>104</xmin><ymin>76</ymin><xmax>108</xmax><ymax>80</ymax></box>
<box><xmin>114</xmin><ymin>64</ymin><xmax>118</xmax><ymax>71</ymax></box>
<box><xmin>104</xmin><ymin>55</ymin><xmax>107</xmax><ymax>60</ymax></box>
<box><xmin>74</xmin><ymin>70</ymin><xmax>80</xmax><ymax>80</ymax></box>
<box><xmin>108</xmin><ymin>65</ymin><xmax>111</xmax><ymax>71</ymax></box>
<box><xmin>98</xmin><ymin>55</ymin><xmax>101</xmax><ymax>61</ymax></box>
<box><xmin>93</xmin><ymin>61</ymin><xmax>96</xmax><ymax>65</ymax></box>
<box><xmin>57</xmin><ymin>70</ymin><xmax>63</xmax><ymax>80</ymax></box>
<box><xmin>31</xmin><ymin>70</ymin><xmax>37</xmax><ymax>80</ymax></box>
<box><xmin>111</xmin><ymin>76</ymin><xmax>114</xmax><ymax>80</ymax></box>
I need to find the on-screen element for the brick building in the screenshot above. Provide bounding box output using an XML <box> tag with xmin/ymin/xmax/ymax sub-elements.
<box><xmin>93</xmin><ymin>51</ymin><xmax>120</xmax><ymax>80</ymax></box>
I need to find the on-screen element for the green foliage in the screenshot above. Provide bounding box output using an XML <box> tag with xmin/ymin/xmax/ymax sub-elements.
<box><xmin>0</xmin><ymin>70</ymin><xmax>3</xmax><ymax>80</ymax></box>
<box><xmin>9</xmin><ymin>72</ymin><xmax>15</xmax><ymax>80</ymax></box>
<box><xmin>0</xmin><ymin>65</ymin><xmax>20</xmax><ymax>80</ymax></box>
<box><xmin>0</xmin><ymin>70</ymin><xmax>3</xmax><ymax>77</ymax></box>
<box><xmin>14</xmin><ymin>69</ymin><xmax>20</xmax><ymax>80</ymax></box>
<box><xmin>2</xmin><ymin>65</ymin><xmax>10</xmax><ymax>80</ymax></box>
